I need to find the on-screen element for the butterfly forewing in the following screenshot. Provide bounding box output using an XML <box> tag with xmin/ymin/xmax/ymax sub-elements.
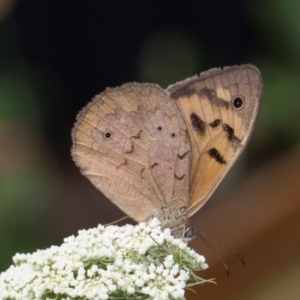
<box><xmin>71</xmin><ymin>83</ymin><xmax>192</xmax><ymax>223</ymax></box>
<box><xmin>166</xmin><ymin>65</ymin><xmax>263</xmax><ymax>216</ymax></box>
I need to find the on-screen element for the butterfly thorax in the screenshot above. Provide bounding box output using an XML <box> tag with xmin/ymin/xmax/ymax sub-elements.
<box><xmin>154</xmin><ymin>206</ymin><xmax>189</xmax><ymax>238</ymax></box>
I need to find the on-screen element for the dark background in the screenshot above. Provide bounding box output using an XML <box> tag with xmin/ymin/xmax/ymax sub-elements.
<box><xmin>1</xmin><ymin>1</ymin><xmax>300</xmax><ymax>299</ymax></box>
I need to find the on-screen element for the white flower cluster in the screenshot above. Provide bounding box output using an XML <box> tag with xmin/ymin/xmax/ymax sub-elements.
<box><xmin>0</xmin><ymin>218</ymin><xmax>209</xmax><ymax>300</ymax></box>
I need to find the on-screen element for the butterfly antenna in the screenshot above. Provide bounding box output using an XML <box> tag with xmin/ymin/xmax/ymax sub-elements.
<box><xmin>195</xmin><ymin>230</ymin><xmax>230</xmax><ymax>276</ymax></box>
<box><xmin>196</xmin><ymin>230</ymin><xmax>245</xmax><ymax>267</ymax></box>
<box><xmin>104</xmin><ymin>216</ymin><xmax>129</xmax><ymax>226</ymax></box>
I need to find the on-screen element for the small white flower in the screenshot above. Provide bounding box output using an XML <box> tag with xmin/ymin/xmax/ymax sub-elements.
<box><xmin>126</xmin><ymin>285</ymin><xmax>135</xmax><ymax>294</ymax></box>
<box><xmin>148</xmin><ymin>218</ymin><xmax>160</xmax><ymax>228</ymax></box>
<box><xmin>135</xmin><ymin>278</ymin><xmax>144</xmax><ymax>287</ymax></box>
<box><xmin>155</xmin><ymin>265</ymin><xmax>164</xmax><ymax>274</ymax></box>
<box><xmin>0</xmin><ymin>218</ymin><xmax>211</xmax><ymax>300</ymax></box>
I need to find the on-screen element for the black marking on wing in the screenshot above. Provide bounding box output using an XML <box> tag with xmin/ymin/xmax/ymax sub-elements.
<box><xmin>151</xmin><ymin>162</ymin><xmax>158</xmax><ymax>169</ymax></box>
<box><xmin>171</xmin><ymin>86</ymin><xmax>196</xmax><ymax>99</ymax></box>
<box><xmin>209</xmin><ymin>119</ymin><xmax>221</xmax><ymax>128</ymax></box>
<box><xmin>174</xmin><ymin>173</ymin><xmax>185</xmax><ymax>180</ymax></box>
<box><xmin>133</xmin><ymin>129</ymin><xmax>142</xmax><ymax>138</ymax></box>
<box><xmin>199</xmin><ymin>88</ymin><xmax>229</xmax><ymax>109</ymax></box>
<box><xmin>171</xmin><ymin>86</ymin><xmax>229</xmax><ymax>110</ymax></box>
<box><xmin>123</xmin><ymin>142</ymin><xmax>134</xmax><ymax>154</ymax></box>
<box><xmin>190</xmin><ymin>113</ymin><xmax>206</xmax><ymax>136</ymax></box>
<box><xmin>222</xmin><ymin>123</ymin><xmax>241</xmax><ymax>148</ymax></box>
<box><xmin>117</xmin><ymin>158</ymin><xmax>128</xmax><ymax>169</ymax></box>
<box><xmin>140</xmin><ymin>167</ymin><xmax>145</xmax><ymax>179</ymax></box>
<box><xmin>207</xmin><ymin>148</ymin><xmax>227</xmax><ymax>164</ymax></box>
<box><xmin>177</xmin><ymin>151</ymin><xmax>189</xmax><ymax>160</ymax></box>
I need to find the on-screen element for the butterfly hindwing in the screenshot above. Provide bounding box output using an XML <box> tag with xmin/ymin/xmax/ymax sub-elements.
<box><xmin>71</xmin><ymin>83</ymin><xmax>192</xmax><ymax>223</ymax></box>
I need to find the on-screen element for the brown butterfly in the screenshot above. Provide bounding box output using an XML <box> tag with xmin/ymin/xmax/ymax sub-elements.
<box><xmin>71</xmin><ymin>65</ymin><xmax>263</xmax><ymax>238</ymax></box>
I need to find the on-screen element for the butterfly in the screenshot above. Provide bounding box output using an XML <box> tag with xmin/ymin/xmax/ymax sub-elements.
<box><xmin>71</xmin><ymin>65</ymin><xmax>263</xmax><ymax>238</ymax></box>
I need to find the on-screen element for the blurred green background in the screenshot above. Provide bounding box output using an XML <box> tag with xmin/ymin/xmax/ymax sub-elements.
<box><xmin>0</xmin><ymin>1</ymin><xmax>299</xmax><ymax>299</ymax></box>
